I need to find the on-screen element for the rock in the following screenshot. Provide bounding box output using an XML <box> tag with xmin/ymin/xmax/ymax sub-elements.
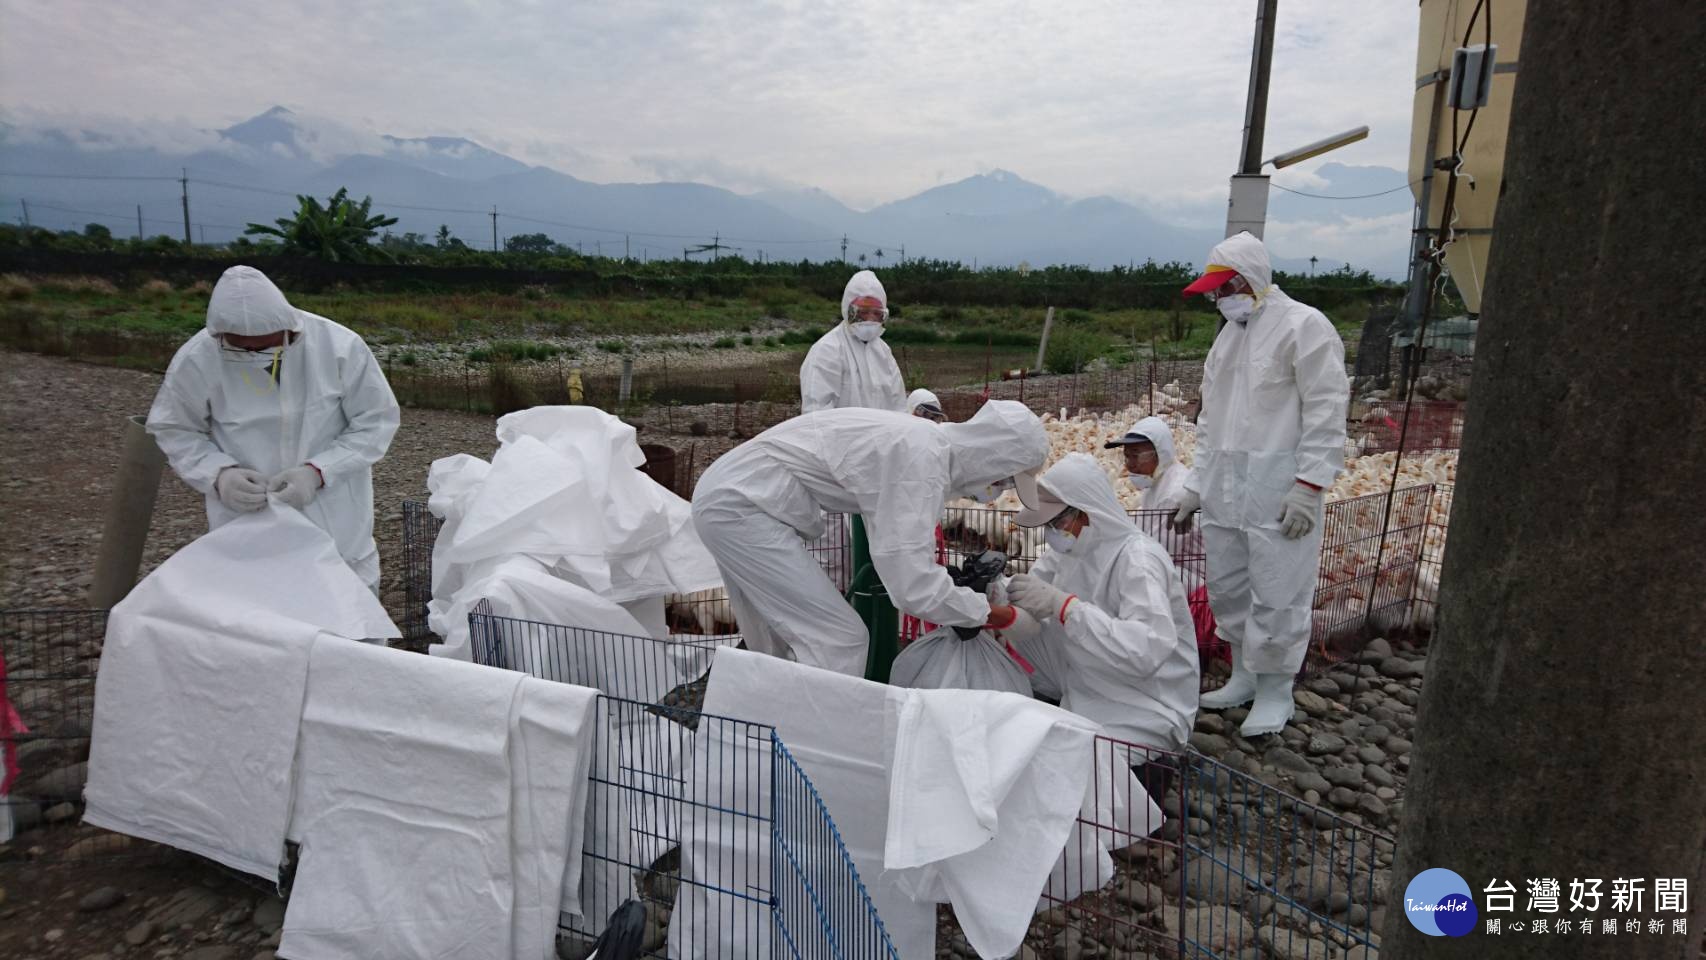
<box><xmin>125</xmin><ymin>921</ymin><xmax>157</xmax><ymax>946</ymax></box>
<box><xmin>185</xmin><ymin>948</ymin><xmax>236</xmax><ymax>960</ymax></box>
<box><xmin>252</xmin><ymin>897</ymin><xmax>284</xmax><ymax>933</ymax></box>
<box><xmin>1375</xmin><ymin>786</ymin><xmax>1397</xmax><ymax>801</ymax></box>
<box><xmin>1358</xmin><ymin>795</ymin><xmax>1389</xmax><ymax>819</ymax></box>
<box><xmin>220</xmin><ymin>902</ymin><xmax>254</xmax><ymax>926</ymax></box>
<box><xmin>1169</xmin><ymin>846</ymin><xmax>1245</xmax><ymax>904</ymax></box>
<box><xmin>1196</xmin><ymin>713</ymin><xmax>1226</xmax><ymax>735</ymax></box>
<box><xmin>66</xmin><ymin>834</ymin><xmax>134</xmax><ymax>859</ymax></box>
<box><xmin>249</xmin><ymin>953</ymin><xmax>275</xmax><ymax>960</ymax></box>
<box><xmin>46</xmin><ymin>929</ymin><xmax>66</xmax><ymax>943</ymax></box>
<box><xmin>1187</xmin><ymin>817</ymin><xmax>1213</xmax><ymax>836</ymax></box>
<box><xmin>9</xmin><ymin>801</ymin><xmax>42</xmax><ymax>833</ymax></box>
<box><xmin>79</xmin><ymin>886</ymin><xmax>125</xmax><ymax>912</ymax></box>
<box><xmin>1364</xmin><ymin>765</ymin><xmax>1395</xmax><ymax>788</ymax></box>
<box><xmin>1362</xmin><ymin>723</ymin><xmax>1392</xmax><ymax>742</ymax></box>
<box><xmin>150</xmin><ymin>887</ymin><xmax>224</xmax><ymax>929</ymax></box>
<box><xmin>1328</xmin><ymin>787</ymin><xmax>1360</xmax><ymax>809</ymax></box>
<box><xmin>22</xmin><ymin>761</ymin><xmax>87</xmax><ymax>801</ymax></box>
<box><xmin>1225</xmin><ymin>707</ymin><xmax>1249</xmax><ymax>725</ymax></box>
<box><xmin>1304</xmin><ymin>678</ymin><xmax>1339</xmax><ymax>698</ymax></box>
<box><xmin>1361</xmin><ymin>638</ymin><xmax>1393</xmax><ymax>660</ymax></box>
<box><xmin>1355</xmin><ymin>745</ymin><xmax>1387</xmax><ymax>765</ymax></box>
<box><xmin>1384</xmin><ymin>737</ymin><xmax>1412</xmax><ymax>756</ymax></box>
<box><xmin>1378</xmin><ymin>657</ymin><xmax>1419</xmax><ymax>680</ymax></box>
<box><xmin>1347</xmin><ymin>903</ymin><xmax>1370</xmax><ymax>927</ymax></box>
<box><xmin>1115</xmin><ymin>880</ymin><xmax>1164</xmax><ymax>913</ymax></box>
<box><xmin>1306</xmin><ymin>734</ymin><xmax>1345</xmax><ymax>756</ymax></box>
<box><xmin>1293</xmin><ymin>690</ymin><xmax>1332</xmax><ymax>718</ymax></box>
<box><xmin>1292</xmin><ymin>772</ymin><xmax>1332</xmax><ymax>796</ymax></box>
<box><xmin>1164</xmin><ymin>907</ymin><xmax>1254</xmax><ymax>953</ymax></box>
<box><xmin>1321</xmin><ymin>765</ymin><xmax>1364</xmax><ymax>789</ymax></box>
<box><xmin>1258</xmin><ymin>928</ymin><xmax>1334</xmax><ymax>960</ymax></box>
<box><xmin>1327</xmin><ymin>891</ymin><xmax>1352</xmax><ymax>914</ymax></box>
<box><xmin>1188</xmin><ymin>732</ymin><xmax>1231</xmax><ymax>756</ymax></box>
<box><xmin>43</xmin><ymin>801</ymin><xmax>78</xmax><ymax>823</ymax></box>
<box><xmin>1332</xmin><ymin>673</ymin><xmax>1359</xmax><ymax>694</ymax></box>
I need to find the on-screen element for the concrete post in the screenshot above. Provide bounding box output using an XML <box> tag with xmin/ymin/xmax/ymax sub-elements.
<box><xmin>87</xmin><ymin>415</ymin><xmax>166</xmax><ymax>609</ymax></box>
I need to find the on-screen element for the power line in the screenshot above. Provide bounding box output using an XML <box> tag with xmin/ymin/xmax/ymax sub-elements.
<box><xmin>0</xmin><ymin>171</ymin><xmax>180</xmax><ymax>182</ymax></box>
<box><xmin>1270</xmin><ymin>179</ymin><xmax>1422</xmax><ymax>201</ymax></box>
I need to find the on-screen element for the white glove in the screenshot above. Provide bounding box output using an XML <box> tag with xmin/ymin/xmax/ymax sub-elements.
<box><xmin>269</xmin><ymin>465</ymin><xmax>323</xmax><ymax>510</ymax></box>
<box><xmin>1170</xmin><ymin>489</ymin><xmax>1201</xmax><ymax>534</ymax></box>
<box><xmin>214</xmin><ymin>466</ymin><xmax>268</xmax><ymax>513</ymax></box>
<box><xmin>1007</xmin><ymin>573</ymin><xmax>1073</xmax><ymax>623</ymax></box>
<box><xmin>1278</xmin><ymin>482</ymin><xmax>1324</xmax><ymax>540</ymax></box>
<box><xmin>998</xmin><ymin>606</ymin><xmax>1042</xmax><ymax>644</ymax></box>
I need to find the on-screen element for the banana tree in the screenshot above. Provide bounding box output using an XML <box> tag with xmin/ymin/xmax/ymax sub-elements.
<box><xmin>244</xmin><ymin>188</ymin><xmax>399</xmax><ymax>262</ymax></box>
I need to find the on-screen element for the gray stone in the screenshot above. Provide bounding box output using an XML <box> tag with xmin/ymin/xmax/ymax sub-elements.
<box><xmin>1306</xmin><ymin>734</ymin><xmax>1345</xmax><ymax>756</ymax></box>
<box><xmin>1359</xmin><ymin>794</ymin><xmax>1390</xmax><ymax>818</ymax></box>
<box><xmin>1225</xmin><ymin>707</ymin><xmax>1249</xmax><ymax>725</ymax></box>
<box><xmin>1188</xmin><ymin>732</ymin><xmax>1231</xmax><ymax>756</ymax></box>
<box><xmin>79</xmin><ymin>886</ymin><xmax>125</xmax><ymax>912</ymax></box>
<box><xmin>252</xmin><ymin>897</ymin><xmax>284</xmax><ymax>933</ymax></box>
<box><xmin>1362</xmin><ymin>638</ymin><xmax>1393</xmax><ymax>660</ymax></box>
<box><xmin>1305</xmin><ymin>678</ymin><xmax>1339</xmax><ymax>698</ymax></box>
<box><xmin>1363</xmin><ymin>723</ymin><xmax>1392</xmax><ymax>743</ymax></box>
<box><xmin>1114</xmin><ymin>880</ymin><xmax>1164</xmax><ymax>912</ymax></box>
<box><xmin>43</xmin><ymin>801</ymin><xmax>78</xmax><ymax>823</ymax></box>
<box><xmin>1332</xmin><ymin>673</ymin><xmax>1359</xmax><ymax>694</ymax></box>
<box><xmin>1328</xmin><ymin>787</ymin><xmax>1360</xmax><ymax>809</ymax></box>
<box><xmin>1164</xmin><ymin>907</ymin><xmax>1254</xmax><ymax>953</ymax></box>
<box><xmin>1347</xmin><ymin>903</ymin><xmax>1370</xmax><ymax>927</ymax></box>
<box><xmin>1196</xmin><ymin>713</ymin><xmax>1226</xmax><ymax>735</ymax></box>
<box><xmin>1293</xmin><ymin>690</ymin><xmax>1332</xmax><ymax>718</ymax></box>
<box><xmin>219</xmin><ymin>902</ymin><xmax>253</xmax><ymax>927</ymax></box>
<box><xmin>1187</xmin><ymin>817</ymin><xmax>1213</xmax><ymax>836</ymax></box>
<box><xmin>1375</xmin><ymin>786</ymin><xmax>1397</xmax><ymax>801</ymax></box>
<box><xmin>1258</xmin><ymin>928</ymin><xmax>1333</xmax><ymax>960</ymax></box>
<box><xmin>1267</xmin><ymin>746</ymin><xmax>1314</xmax><ymax>774</ymax></box>
<box><xmin>1293</xmin><ymin>771</ymin><xmax>1332</xmax><ymax>795</ymax></box>
<box><xmin>1363</xmin><ymin>765</ymin><xmax>1396</xmax><ymax>788</ymax></box>
<box><xmin>65</xmin><ymin>834</ymin><xmax>133</xmax><ymax>859</ymax></box>
<box><xmin>184</xmin><ymin>948</ymin><xmax>236</xmax><ymax>960</ymax></box>
<box><xmin>249</xmin><ymin>953</ymin><xmax>275</xmax><ymax>960</ymax></box>
<box><xmin>22</xmin><ymin>761</ymin><xmax>86</xmax><ymax>801</ymax></box>
<box><xmin>1327</xmin><ymin>891</ymin><xmax>1352</xmax><ymax>914</ymax></box>
<box><xmin>1384</xmin><ymin>737</ymin><xmax>1413</xmax><ymax>756</ymax></box>
<box><xmin>125</xmin><ymin>921</ymin><xmax>157</xmax><ymax>946</ymax></box>
<box><xmin>1356</xmin><ymin>745</ymin><xmax>1387</xmax><ymax>765</ymax></box>
<box><xmin>1322</xmin><ymin>765</ymin><xmax>1364</xmax><ymax>788</ymax></box>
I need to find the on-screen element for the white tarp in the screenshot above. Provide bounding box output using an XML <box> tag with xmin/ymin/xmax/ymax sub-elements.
<box><xmin>427</xmin><ymin>406</ymin><xmax>721</xmax><ymax>652</ymax></box>
<box><xmin>280</xmin><ymin>639</ymin><xmax>599</xmax><ymax>960</ymax></box>
<box><xmin>84</xmin><ymin>505</ymin><xmax>397</xmax><ymax>881</ymax></box>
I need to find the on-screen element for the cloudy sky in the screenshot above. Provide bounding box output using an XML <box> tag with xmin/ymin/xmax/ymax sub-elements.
<box><xmin>0</xmin><ymin>0</ymin><xmax>1419</xmax><ymax>213</ymax></box>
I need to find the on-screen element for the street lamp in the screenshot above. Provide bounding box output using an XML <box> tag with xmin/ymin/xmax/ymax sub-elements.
<box><xmin>1226</xmin><ymin>125</ymin><xmax>1371</xmax><ymax>240</ymax></box>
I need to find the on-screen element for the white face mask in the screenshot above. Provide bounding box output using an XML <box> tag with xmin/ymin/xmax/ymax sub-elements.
<box><xmin>1216</xmin><ymin>294</ymin><xmax>1256</xmax><ymax>325</ymax></box>
<box><xmin>1044</xmin><ymin>526</ymin><xmax>1078</xmax><ymax>554</ymax></box>
<box><xmin>849</xmin><ymin>320</ymin><xmax>884</xmax><ymax>343</ymax></box>
<box><xmin>1128</xmin><ymin>473</ymin><xmax>1154</xmax><ymax>490</ymax></box>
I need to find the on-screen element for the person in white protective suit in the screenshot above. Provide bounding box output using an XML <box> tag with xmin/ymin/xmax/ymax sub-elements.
<box><xmin>1170</xmin><ymin>232</ymin><xmax>1348</xmax><ymax>736</ymax></box>
<box><xmin>691</xmin><ymin>400</ymin><xmax>1048</xmax><ymax>677</ymax></box>
<box><xmin>1000</xmin><ymin>454</ymin><xmax>1200</xmax><ymax>776</ymax></box>
<box><xmin>147</xmin><ymin>266</ymin><xmax>400</xmax><ymax>591</ymax></box>
<box><xmin>799</xmin><ymin>270</ymin><xmax>907</xmax><ymax>413</ymax></box>
<box><xmin>907</xmin><ymin>387</ymin><xmax>947</xmax><ymax>422</ymax></box>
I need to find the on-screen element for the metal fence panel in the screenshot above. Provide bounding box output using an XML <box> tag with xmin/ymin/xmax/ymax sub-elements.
<box><xmin>401</xmin><ymin>499</ymin><xmax>444</xmax><ymax>643</ymax></box>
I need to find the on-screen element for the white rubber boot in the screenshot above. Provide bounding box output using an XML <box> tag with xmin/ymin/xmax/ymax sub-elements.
<box><xmin>1240</xmin><ymin>673</ymin><xmax>1297</xmax><ymax>737</ymax></box>
<box><xmin>1199</xmin><ymin>642</ymin><xmax>1257</xmax><ymax>709</ymax></box>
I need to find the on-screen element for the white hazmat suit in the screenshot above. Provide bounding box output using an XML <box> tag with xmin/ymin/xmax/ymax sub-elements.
<box><xmin>1006</xmin><ymin>454</ymin><xmax>1200</xmax><ymax>752</ymax></box>
<box><xmin>799</xmin><ymin>271</ymin><xmax>907</xmax><ymax>413</ymax></box>
<box><xmin>147</xmin><ymin>266</ymin><xmax>400</xmax><ymax>589</ymax></box>
<box><xmin>691</xmin><ymin>400</ymin><xmax>1047</xmax><ymax>677</ymax></box>
<box><xmin>1183</xmin><ymin>233</ymin><xmax>1347</xmax><ymax>729</ymax></box>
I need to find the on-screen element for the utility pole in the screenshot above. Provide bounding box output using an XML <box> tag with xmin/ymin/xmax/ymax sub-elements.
<box><xmin>137</xmin><ymin>205</ymin><xmax>144</xmax><ymax>240</ymax></box>
<box><xmin>840</xmin><ymin>235</ymin><xmax>848</xmax><ymax>264</ymax></box>
<box><xmin>18</xmin><ymin>199</ymin><xmax>29</xmax><ymax>227</ymax></box>
<box><xmin>490</xmin><ymin>207</ymin><xmax>498</xmax><ymax>251</ymax></box>
<box><xmin>899</xmin><ymin>244</ymin><xmax>905</xmax><ymax>265</ymax></box>
<box><xmin>180</xmin><ymin>168</ymin><xmax>192</xmax><ymax>245</ymax></box>
<box><xmin>1383</xmin><ymin>3</ymin><xmax>1706</xmax><ymax>957</ymax></box>
<box><xmin>199</xmin><ymin>225</ymin><xmax>206</xmax><ymax>244</ymax></box>
<box><xmin>1225</xmin><ymin>0</ymin><xmax>1278</xmax><ymax>238</ymax></box>
<box><xmin>625</xmin><ymin>234</ymin><xmax>630</xmax><ymax>260</ymax></box>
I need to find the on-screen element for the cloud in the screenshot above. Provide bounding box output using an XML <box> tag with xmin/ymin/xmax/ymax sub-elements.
<box><xmin>629</xmin><ymin>154</ymin><xmax>805</xmax><ymax>194</ymax></box>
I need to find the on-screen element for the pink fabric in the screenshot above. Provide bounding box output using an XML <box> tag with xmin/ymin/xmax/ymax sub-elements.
<box><xmin>1</xmin><ymin>651</ymin><xmax>25</xmax><ymax>796</ymax></box>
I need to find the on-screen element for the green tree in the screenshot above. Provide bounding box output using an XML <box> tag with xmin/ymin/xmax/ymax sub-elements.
<box><xmin>83</xmin><ymin>223</ymin><xmax>114</xmax><ymax>246</ymax></box>
<box><xmin>244</xmin><ymin>188</ymin><xmax>399</xmax><ymax>262</ymax></box>
<box><xmin>504</xmin><ymin>232</ymin><xmax>554</xmax><ymax>255</ymax></box>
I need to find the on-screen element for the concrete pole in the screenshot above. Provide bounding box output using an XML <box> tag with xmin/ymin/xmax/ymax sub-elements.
<box><xmin>87</xmin><ymin>416</ymin><xmax>166</xmax><ymax>609</ymax></box>
<box><xmin>1382</xmin><ymin>3</ymin><xmax>1706</xmax><ymax>957</ymax></box>
<box><xmin>1034</xmin><ymin>306</ymin><xmax>1055</xmax><ymax>371</ymax></box>
<box><xmin>618</xmin><ymin>357</ymin><xmax>634</xmax><ymax>407</ymax></box>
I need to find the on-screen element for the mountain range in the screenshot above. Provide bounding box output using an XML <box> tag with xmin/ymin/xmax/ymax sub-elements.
<box><xmin>0</xmin><ymin>106</ymin><xmax>1414</xmax><ymax>276</ymax></box>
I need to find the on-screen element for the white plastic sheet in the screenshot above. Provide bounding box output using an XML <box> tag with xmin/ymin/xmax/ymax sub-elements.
<box><xmin>889</xmin><ymin>626</ymin><xmax>1033</xmax><ymax>697</ymax></box>
<box><xmin>84</xmin><ymin>505</ymin><xmax>398</xmax><ymax>881</ymax></box>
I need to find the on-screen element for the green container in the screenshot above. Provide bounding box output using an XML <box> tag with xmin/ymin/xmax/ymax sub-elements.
<box><xmin>847</xmin><ymin>515</ymin><xmax>900</xmax><ymax>684</ymax></box>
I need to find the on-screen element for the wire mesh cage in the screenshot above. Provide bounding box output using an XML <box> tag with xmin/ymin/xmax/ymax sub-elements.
<box><xmin>0</xmin><ymin>609</ymin><xmax>161</xmax><ymax>864</ymax></box>
<box><xmin>1310</xmin><ymin>485</ymin><xmax>1438</xmax><ymax>664</ymax></box>
<box><xmin>466</xmin><ymin>604</ymin><xmax>897</xmax><ymax>958</ymax></box>
<box><xmin>1172</xmin><ymin>751</ymin><xmax>1392</xmax><ymax>958</ymax></box>
<box><xmin>401</xmin><ymin>499</ymin><xmax>444</xmax><ymax>643</ymax></box>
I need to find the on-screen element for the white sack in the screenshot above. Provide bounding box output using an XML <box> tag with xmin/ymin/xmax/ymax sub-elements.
<box><xmin>888</xmin><ymin>627</ymin><xmax>1033</xmax><ymax>697</ymax></box>
<box><xmin>84</xmin><ymin>505</ymin><xmax>396</xmax><ymax>881</ymax></box>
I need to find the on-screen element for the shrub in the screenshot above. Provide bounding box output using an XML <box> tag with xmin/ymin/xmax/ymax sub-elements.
<box><xmin>712</xmin><ymin>336</ymin><xmax>738</xmax><ymax>349</ymax></box>
<box><xmin>487</xmin><ymin>362</ymin><xmax>536</xmax><ymax>415</ymax></box>
<box><xmin>596</xmin><ymin>339</ymin><xmax>627</xmax><ymax>353</ymax></box>
<box><xmin>881</xmin><ymin>325</ymin><xmax>942</xmax><ymax>344</ymax></box>
<box><xmin>1043</xmin><ymin>328</ymin><xmax>1115</xmax><ymax>375</ymax></box>
<box><xmin>741</xmin><ymin>334</ymin><xmax>755</xmax><ymax>345</ymax></box>
<box><xmin>400</xmin><ymin>351</ymin><xmax>419</xmax><ymax>366</ymax></box>
<box><xmin>0</xmin><ymin>274</ymin><xmax>34</xmax><ymax>300</ymax></box>
<box><xmin>39</xmin><ymin>275</ymin><xmax>119</xmax><ymax>295</ymax></box>
<box><xmin>952</xmin><ymin>327</ymin><xmax>1036</xmax><ymax>347</ymax></box>
<box><xmin>1061</xmin><ymin>308</ymin><xmax>1094</xmax><ymax>325</ymax></box>
<box><xmin>140</xmin><ymin>279</ymin><xmax>175</xmax><ymax>297</ymax></box>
